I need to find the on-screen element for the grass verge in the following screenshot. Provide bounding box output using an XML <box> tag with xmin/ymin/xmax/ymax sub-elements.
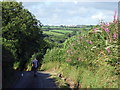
<box><xmin>41</xmin><ymin>61</ymin><xmax>119</xmax><ymax>88</ymax></box>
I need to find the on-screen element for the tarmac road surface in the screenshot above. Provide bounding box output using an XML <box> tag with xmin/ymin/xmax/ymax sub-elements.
<box><xmin>12</xmin><ymin>71</ymin><xmax>57</xmax><ymax>88</ymax></box>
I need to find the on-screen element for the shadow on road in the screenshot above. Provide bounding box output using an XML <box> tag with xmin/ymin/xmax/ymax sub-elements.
<box><xmin>11</xmin><ymin>71</ymin><xmax>57</xmax><ymax>88</ymax></box>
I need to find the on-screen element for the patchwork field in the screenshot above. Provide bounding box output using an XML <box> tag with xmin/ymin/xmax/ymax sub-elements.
<box><xmin>42</xmin><ymin>25</ymin><xmax>92</xmax><ymax>37</ymax></box>
<box><xmin>43</xmin><ymin>31</ymin><xmax>64</xmax><ymax>36</ymax></box>
<box><xmin>51</xmin><ymin>30</ymin><xmax>73</xmax><ymax>33</ymax></box>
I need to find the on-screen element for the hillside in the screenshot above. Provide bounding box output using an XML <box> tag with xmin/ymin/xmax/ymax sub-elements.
<box><xmin>41</xmin><ymin>25</ymin><xmax>93</xmax><ymax>44</ymax></box>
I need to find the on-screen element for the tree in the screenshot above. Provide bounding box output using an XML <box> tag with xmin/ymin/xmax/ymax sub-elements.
<box><xmin>2</xmin><ymin>1</ymin><xmax>47</xmax><ymax>70</ymax></box>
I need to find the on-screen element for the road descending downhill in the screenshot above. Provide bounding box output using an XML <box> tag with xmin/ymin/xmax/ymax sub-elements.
<box><xmin>12</xmin><ymin>71</ymin><xmax>57</xmax><ymax>88</ymax></box>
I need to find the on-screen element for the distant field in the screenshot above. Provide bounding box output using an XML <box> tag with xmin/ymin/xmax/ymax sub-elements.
<box><xmin>65</xmin><ymin>28</ymin><xmax>81</xmax><ymax>30</ymax></box>
<box><xmin>42</xmin><ymin>25</ymin><xmax>92</xmax><ymax>37</ymax></box>
<box><xmin>42</xmin><ymin>26</ymin><xmax>82</xmax><ymax>29</ymax></box>
<box><xmin>42</xmin><ymin>27</ymin><xmax>84</xmax><ymax>31</ymax></box>
<box><xmin>51</xmin><ymin>30</ymin><xmax>73</xmax><ymax>33</ymax></box>
<box><xmin>42</xmin><ymin>26</ymin><xmax>63</xmax><ymax>29</ymax></box>
<box><xmin>43</xmin><ymin>31</ymin><xmax>64</xmax><ymax>36</ymax></box>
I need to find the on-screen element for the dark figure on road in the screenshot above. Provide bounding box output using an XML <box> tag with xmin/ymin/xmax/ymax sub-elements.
<box><xmin>31</xmin><ymin>58</ymin><xmax>39</xmax><ymax>76</ymax></box>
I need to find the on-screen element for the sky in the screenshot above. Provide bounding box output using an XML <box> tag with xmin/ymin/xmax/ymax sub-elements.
<box><xmin>2</xmin><ymin>0</ymin><xmax>119</xmax><ymax>26</ymax></box>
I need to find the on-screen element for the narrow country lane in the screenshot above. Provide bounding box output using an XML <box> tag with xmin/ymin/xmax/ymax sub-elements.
<box><xmin>12</xmin><ymin>71</ymin><xmax>57</xmax><ymax>88</ymax></box>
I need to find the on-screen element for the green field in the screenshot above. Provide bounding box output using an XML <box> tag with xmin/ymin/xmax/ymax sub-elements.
<box><xmin>42</xmin><ymin>25</ymin><xmax>93</xmax><ymax>43</ymax></box>
<box><xmin>51</xmin><ymin>30</ymin><xmax>73</xmax><ymax>33</ymax></box>
<box><xmin>43</xmin><ymin>31</ymin><xmax>64</xmax><ymax>36</ymax></box>
<box><xmin>42</xmin><ymin>26</ymin><xmax>92</xmax><ymax>31</ymax></box>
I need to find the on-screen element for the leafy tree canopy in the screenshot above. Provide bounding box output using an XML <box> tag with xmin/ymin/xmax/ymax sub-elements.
<box><xmin>2</xmin><ymin>1</ymin><xmax>47</xmax><ymax>70</ymax></box>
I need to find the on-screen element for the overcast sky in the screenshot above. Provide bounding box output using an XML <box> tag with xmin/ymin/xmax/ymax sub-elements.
<box><xmin>10</xmin><ymin>1</ymin><xmax>119</xmax><ymax>25</ymax></box>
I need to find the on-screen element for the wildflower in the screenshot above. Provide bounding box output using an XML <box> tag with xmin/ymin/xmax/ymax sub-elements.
<box><xmin>79</xmin><ymin>36</ymin><xmax>82</xmax><ymax>39</ymax></box>
<box><xmin>77</xmin><ymin>58</ymin><xmax>81</xmax><ymax>61</ymax></box>
<box><xmin>113</xmin><ymin>33</ymin><xmax>117</xmax><ymax>39</ymax></box>
<box><xmin>94</xmin><ymin>28</ymin><xmax>98</xmax><ymax>31</ymax></box>
<box><xmin>71</xmin><ymin>51</ymin><xmax>73</xmax><ymax>54</ymax></box>
<box><xmin>89</xmin><ymin>41</ymin><xmax>92</xmax><ymax>44</ymax></box>
<box><xmin>71</xmin><ymin>43</ymin><xmax>74</xmax><ymax>46</ymax></box>
<box><xmin>92</xmin><ymin>31</ymin><xmax>95</xmax><ymax>34</ymax></box>
<box><xmin>104</xmin><ymin>28</ymin><xmax>109</xmax><ymax>32</ymax></box>
<box><xmin>67</xmin><ymin>49</ymin><xmax>73</xmax><ymax>54</ymax></box>
<box><xmin>100</xmin><ymin>25</ymin><xmax>104</xmax><ymax>29</ymax></box>
<box><xmin>114</xmin><ymin>9</ymin><xmax>117</xmax><ymax>21</ymax></box>
<box><xmin>86</xmin><ymin>40</ymin><xmax>88</xmax><ymax>42</ymax></box>
<box><xmin>105</xmin><ymin>47</ymin><xmax>110</xmax><ymax>53</ymax></box>
<box><xmin>93</xmin><ymin>28</ymin><xmax>97</xmax><ymax>33</ymax></box>
<box><xmin>93</xmin><ymin>28</ymin><xmax>102</xmax><ymax>33</ymax></box>
<box><xmin>106</xmin><ymin>22</ymin><xmax>109</xmax><ymax>26</ymax></box>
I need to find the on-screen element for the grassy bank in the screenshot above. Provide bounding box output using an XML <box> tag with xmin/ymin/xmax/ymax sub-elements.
<box><xmin>40</xmin><ymin>61</ymin><xmax>118</xmax><ymax>88</ymax></box>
